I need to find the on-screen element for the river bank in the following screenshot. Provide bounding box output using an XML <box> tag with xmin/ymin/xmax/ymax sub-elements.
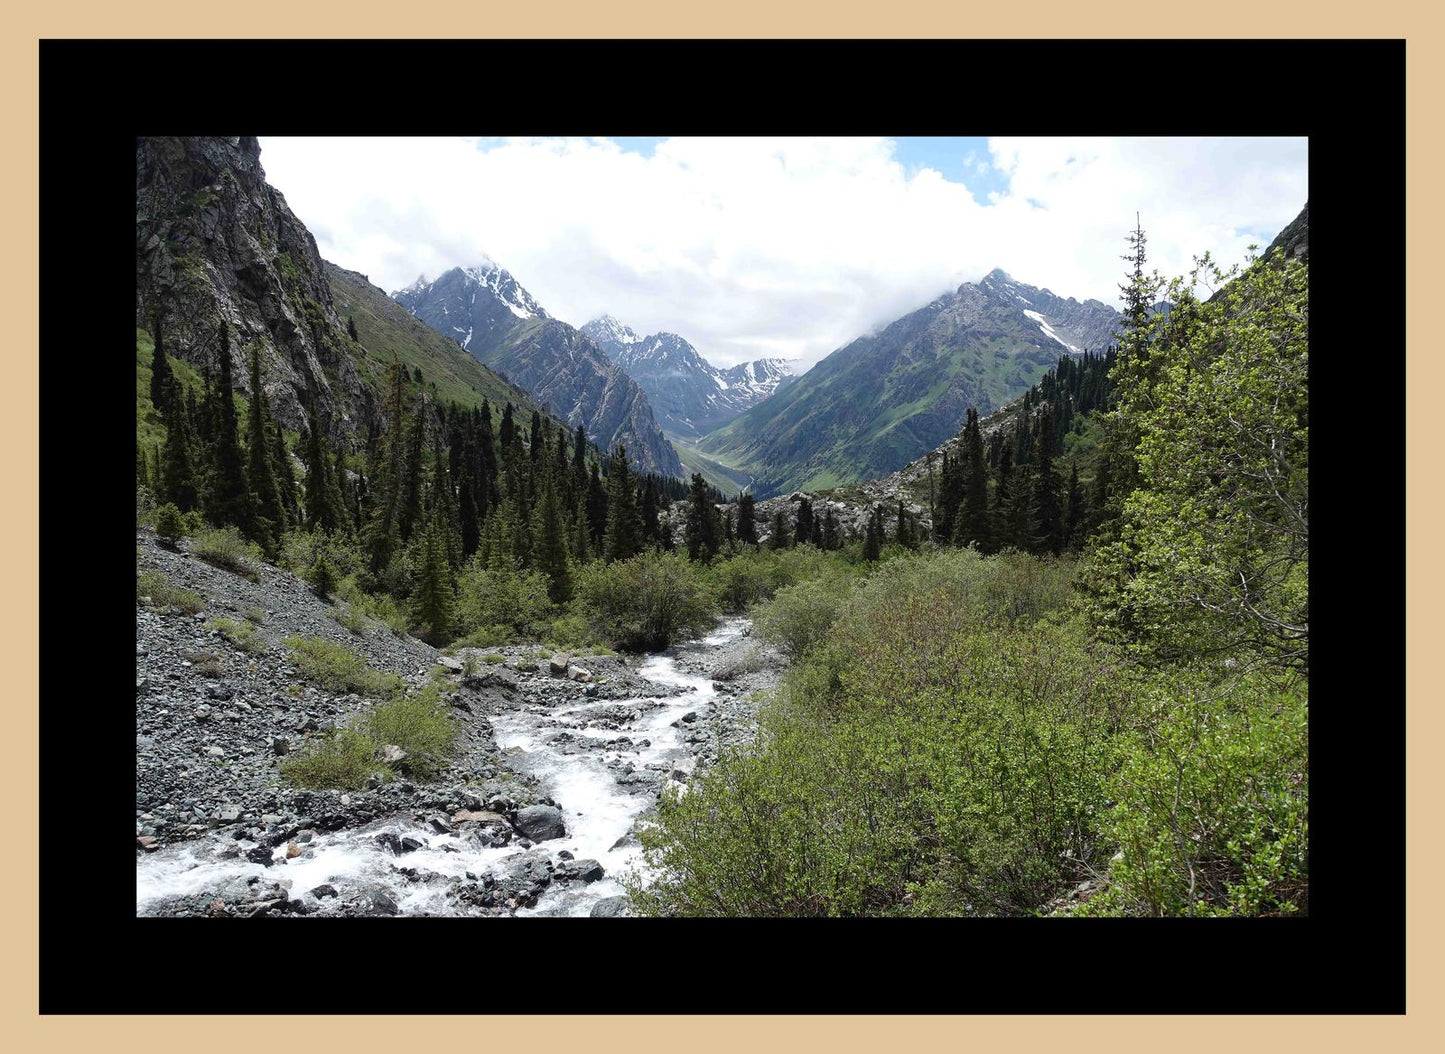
<box><xmin>134</xmin><ymin>528</ymin><xmax>783</xmax><ymax>917</ymax></box>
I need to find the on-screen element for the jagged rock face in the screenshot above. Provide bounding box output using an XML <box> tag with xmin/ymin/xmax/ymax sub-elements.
<box><xmin>696</xmin><ymin>269</ymin><xmax>1120</xmax><ymax>498</ymax></box>
<box><xmin>394</xmin><ymin>268</ymin><xmax>682</xmax><ymax>477</ymax></box>
<box><xmin>495</xmin><ymin>320</ymin><xmax>683</xmax><ymax>477</ymax></box>
<box><xmin>135</xmin><ymin>136</ymin><xmax>373</xmax><ymax>441</ymax></box>
<box><xmin>581</xmin><ymin>320</ymin><xmax>796</xmax><ymax>440</ymax></box>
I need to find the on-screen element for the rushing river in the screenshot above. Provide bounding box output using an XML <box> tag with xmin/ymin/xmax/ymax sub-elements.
<box><xmin>135</xmin><ymin>618</ymin><xmax>751</xmax><ymax>917</ymax></box>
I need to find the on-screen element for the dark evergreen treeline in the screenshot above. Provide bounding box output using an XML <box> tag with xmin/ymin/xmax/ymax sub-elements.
<box><xmin>925</xmin><ymin>345</ymin><xmax>1117</xmax><ymax>558</ymax></box>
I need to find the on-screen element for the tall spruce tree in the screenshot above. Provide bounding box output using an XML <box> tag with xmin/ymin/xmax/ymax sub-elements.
<box><xmin>601</xmin><ymin>446</ymin><xmax>642</xmax><ymax>562</ymax></box>
<box><xmin>768</xmin><ymin>507</ymin><xmax>791</xmax><ymax>550</ymax></box>
<box><xmin>205</xmin><ymin>324</ymin><xmax>254</xmax><ymax>537</ymax></box>
<box><xmin>531</xmin><ymin>468</ymin><xmax>572</xmax><ymax>602</ymax></box>
<box><xmin>149</xmin><ymin>313</ymin><xmax>176</xmax><ymax>418</ymax></box>
<box><xmin>795</xmin><ymin>497</ymin><xmax>815</xmax><ymax>548</ymax></box>
<box><xmin>821</xmin><ymin>507</ymin><xmax>841</xmax><ymax>551</ymax></box>
<box><xmin>684</xmin><ymin>472</ymin><xmax>721</xmax><ymax>561</ymax></box>
<box><xmin>736</xmin><ymin>492</ymin><xmax>759</xmax><ymax>545</ymax></box>
<box><xmin>1063</xmin><ymin>460</ymin><xmax>1086</xmax><ymax>551</ymax></box>
<box><xmin>160</xmin><ymin>396</ymin><xmax>199</xmax><ymax>512</ymax></box>
<box><xmin>245</xmin><ymin>342</ymin><xmax>287</xmax><ymax>555</ymax></box>
<box><xmin>1032</xmin><ymin>408</ymin><xmax>1064</xmax><ymax>555</ymax></box>
<box><xmin>953</xmin><ymin>408</ymin><xmax>992</xmax><ymax>552</ymax></box>
<box><xmin>409</xmin><ymin>509</ymin><xmax>456</xmax><ymax>644</ymax></box>
<box><xmin>862</xmin><ymin>505</ymin><xmax>884</xmax><ymax>561</ymax></box>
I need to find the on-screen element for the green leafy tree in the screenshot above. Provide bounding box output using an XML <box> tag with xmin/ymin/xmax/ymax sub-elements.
<box><xmin>1082</xmin><ymin>249</ymin><xmax>1308</xmax><ymax>670</ymax></box>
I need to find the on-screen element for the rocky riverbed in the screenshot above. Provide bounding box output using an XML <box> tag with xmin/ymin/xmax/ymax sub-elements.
<box><xmin>134</xmin><ymin>528</ymin><xmax>783</xmax><ymax>917</ymax></box>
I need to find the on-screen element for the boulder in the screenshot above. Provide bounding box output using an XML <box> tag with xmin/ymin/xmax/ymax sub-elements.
<box><xmin>437</xmin><ymin>656</ymin><xmax>464</xmax><ymax>673</ymax></box>
<box><xmin>512</xmin><ymin>804</ymin><xmax>566</xmax><ymax>842</ymax></box>
<box><xmin>310</xmin><ymin>883</ymin><xmax>338</xmax><ymax>900</ymax></box>
<box><xmin>379</xmin><ymin>744</ymin><xmax>408</xmax><ymax>766</ymax></box>
<box><xmin>590</xmin><ymin>896</ymin><xmax>630</xmax><ymax>918</ymax></box>
<box><xmin>566</xmin><ymin>666</ymin><xmax>593</xmax><ymax>683</ymax></box>
<box><xmin>558</xmin><ymin>858</ymin><xmax>605</xmax><ymax>883</ymax></box>
<box><xmin>549</xmin><ymin>655</ymin><xmax>570</xmax><ymax>677</ymax></box>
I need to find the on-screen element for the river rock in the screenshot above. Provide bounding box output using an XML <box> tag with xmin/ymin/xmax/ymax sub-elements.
<box><xmin>310</xmin><ymin>884</ymin><xmax>338</xmax><ymax>899</ymax></box>
<box><xmin>557</xmin><ymin>858</ymin><xmax>605</xmax><ymax>883</ymax></box>
<box><xmin>379</xmin><ymin>744</ymin><xmax>408</xmax><ymax>765</ymax></box>
<box><xmin>549</xmin><ymin>655</ymin><xmax>570</xmax><ymax>677</ymax></box>
<box><xmin>364</xmin><ymin>890</ymin><xmax>400</xmax><ymax>916</ymax></box>
<box><xmin>513</xmin><ymin>804</ymin><xmax>566</xmax><ymax>842</ymax></box>
<box><xmin>590</xmin><ymin>896</ymin><xmax>629</xmax><ymax>917</ymax></box>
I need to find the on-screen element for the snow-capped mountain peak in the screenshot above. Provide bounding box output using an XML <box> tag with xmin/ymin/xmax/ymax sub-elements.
<box><xmin>580</xmin><ymin>315</ymin><xmax>645</xmax><ymax>359</ymax></box>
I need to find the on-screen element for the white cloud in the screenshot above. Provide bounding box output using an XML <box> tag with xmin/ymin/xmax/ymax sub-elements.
<box><xmin>258</xmin><ymin>136</ymin><xmax>1307</xmax><ymax>372</ymax></box>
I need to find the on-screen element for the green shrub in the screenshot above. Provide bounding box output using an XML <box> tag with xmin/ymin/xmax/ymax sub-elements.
<box><xmin>361</xmin><ymin>686</ymin><xmax>455</xmax><ymax>779</ymax></box>
<box><xmin>283</xmin><ymin>635</ymin><xmax>404</xmax><ymax>698</ymax></box>
<box><xmin>137</xmin><ymin>569</ymin><xmax>205</xmax><ymax>615</ymax></box>
<box><xmin>207</xmin><ymin>616</ymin><xmax>267</xmax><ymax>655</ymax></box>
<box><xmin>576</xmin><ymin>550</ymin><xmax>719</xmax><ymax>652</ymax></box>
<box><xmin>191</xmin><ymin>527</ymin><xmax>263</xmax><ymax>580</ymax></box>
<box><xmin>243</xmin><ymin>606</ymin><xmax>266</xmax><ymax>624</ymax></box>
<box><xmin>332</xmin><ymin>603</ymin><xmax>368</xmax><ymax>635</ymax></box>
<box><xmin>1078</xmin><ymin>677</ymin><xmax>1309</xmax><ymax>917</ymax></box>
<box><xmin>450</xmin><ymin>625</ymin><xmax>517</xmax><ymax>649</ymax></box>
<box><xmin>454</xmin><ymin>561</ymin><xmax>553</xmax><ymax>640</ymax></box>
<box><xmin>308</xmin><ymin>551</ymin><xmax>338</xmax><ymax>600</ymax></box>
<box><xmin>279</xmin><ymin>728</ymin><xmax>385</xmax><ymax>790</ymax></box>
<box><xmin>629</xmin><ymin>579</ymin><xmax>1137</xmax><ymax>917</ymax></box>
<box><xmin>480</xmin><ymin>653</ymin><xmax>505</xmax><ymax>664</ymax></box>
<box><xmin>542</xmin><ymin>611</ymin><xmax>608</xmax><ymax>651</ymax></box>
<box><xmin>753</xmin><ymin>577</ymin><xmax>852</xmax><ymax>661</ymax></box>
<box><xmin>154</xmin><ymin>503</ymin><xmax>186</xmax><ymax>546</ymax></box>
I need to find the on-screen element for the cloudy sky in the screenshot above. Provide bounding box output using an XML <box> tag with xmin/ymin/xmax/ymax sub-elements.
<box><xmin>257</xmin><ymin>136</ymin><xmax>1307</xmax><ymax>372</ymax></box>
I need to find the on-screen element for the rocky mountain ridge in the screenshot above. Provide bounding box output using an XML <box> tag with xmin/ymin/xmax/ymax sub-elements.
<box><xmin>392</xmin><ymin>269</ymin><xmax>682</xmax><ymax>476</ymax></box>
<box><xmin>695</xmin><ymin>268</ymin><xmax>1121</xmax><ymax>498</ymax></box>
<box><xmin>581</xmin><ymin>317</ymin><xmax>796</xmax><ymax>439</ymax></box>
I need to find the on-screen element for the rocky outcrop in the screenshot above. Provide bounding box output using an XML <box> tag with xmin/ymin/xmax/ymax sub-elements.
<box><xmin>135</xmin><ymin>136</ymin><xmax>374</xmax><ymax>441</ymax></box>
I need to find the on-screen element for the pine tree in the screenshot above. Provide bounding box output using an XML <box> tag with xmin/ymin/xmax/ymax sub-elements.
<box><xmin>160</xmin><ymin>399</ymin><xmax>199</xmax><ymax>512</ymax></box>
<box><xmin>500</xmin><ymin>402</ymin><xmax>516</xmax><ymax>451</ymax></box>
<box><xmin>1032</xmin><ymin>408</ymin><xmax>1064</xmax><ymax>555</ymax></box>
<box><xmin>409</xmin><ymin>510</ymin><xmax>456</xmax><ymax>644</ymax></box>
<box><xmin>684</xmin><ymin>472</ymin><xmax>721</xmax><ymax>561</ymax></box>
<box><xmin>586</xmin><ymin>462</ymin><xmax>609</xmax><ymax>548</ymax></box>
<box><xmin>245</xmin><ymin>342</ymin><xmax>286</xmax><ymax>556</ymax></box>
<box><xmin>531</xmin><ymin>469</ymin><xmax>572</xmax><ymax>602</ymax></box>
<box><xmin>364</xmin><ymin>360</ymin><xmax>408</xmax><ymax>572</ymax></box>
<box><xmin>894</xmin><ymin>500</ymin><xmax>918</xmax><ymax>549</ymax></box>
<box><xmin>795</xmin><ymin>497</ymin><xmax>815</xmax><ymax>548</ymax></box>
<box><xmin>768</xmin><ymin>506</ymin><xmax>791</xmax><ymax>550</ymax></box>
<box><xmin>271</xmin><ymin>417</ymin><xmax>299</xmax><ymax>531</ymax></box>
<box><xmin>571</xmin><ymin>493</ymin><xmax>592</xmax><ymax>564</ymax></box>
<box><xmin>205</xmin><ymin>324</ymin><xmax>254</xmax><ymax>536</ymax></box>
<box><xmin>862</xmin><ymin>505</ymin><xmax>884</xmax><ymax>561</ymax></box>
<box><xmin>1063</xmin><ymin>460</ymin><xmax>1086</xmax><ymax>551</ymax></box>
<box><xmin>602</xmin><ymin>447</ymin><xmax>643</xmax><ymax>562</ymax></box>
<box><xmin>999</xmin><ymin>464</ymin><xmax>1042</xmax><ymax>553</ymax></box>
<box><xmin>953</xmin><ymin>408</ymin><xmax>992</xmax><ymax>552</ymax></box>
<box><xmin>347</xmin><ymin>316</ymin><xmax>359</xmax><ymax>342</ymax></box>
<box><xmin>148</xmin><ymin>313</ymin><xmax>176</xmax><ymax>418</ymax></box>
<box><xmin>737</xmin><ymin>492</ymin><xmax>759</xmax><ymax>545</ymax></box>
<box><xmin>641</xmin><ymin>476</ymin><xmax>662</xmax><ymax>547</ymax></box>
<box><xmin>821</xmin><ymin>507</ymin><xmax>841</xmax><ymax>551</ymax></box>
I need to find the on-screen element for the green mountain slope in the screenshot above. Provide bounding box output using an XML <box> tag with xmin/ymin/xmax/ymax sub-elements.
<box><xmin>325</xmin><ymin>262</ymin><xmax>553</xmax><ymax>425</ymax></box>
<box><xmin>698</xmin><ymin>269</ymin><xmax>1119</xmax><ymax>498</ymax></box>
